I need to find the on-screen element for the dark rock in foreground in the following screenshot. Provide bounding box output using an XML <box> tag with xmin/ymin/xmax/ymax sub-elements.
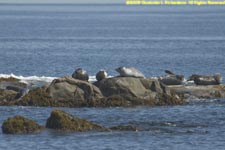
<box><xmin>2</xmin><ymin>116</ymin><xmax>42</xmax><ymax>134</ymax></box>
<box><xmin>169</xmin><ymin>85</ymin><xmax>225</xmax><ymax>100</ymax></box>
<box><xmin>46</xmin><ymin>109</ymin><xmax>108</xmax><ymax>132</ymax></box>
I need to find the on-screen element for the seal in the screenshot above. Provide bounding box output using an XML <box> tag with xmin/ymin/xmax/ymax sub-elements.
<box><xmin>159</xmin><ymin>70</ymin><xmax>184</xmax><ymax>85</ymax></box>
<box><xmin>115</xmin><ymin>67</ymin><xmax>145</xmax><ymax>78</ymax></box>
<box><xmin>72</xmin><ymin>68</ymin><xmax>89</xmax><ymax>81</ymax></box>
<box><xmin>159</xmin><ymin>75</ymin><xmax>184</xmax><ymax>85</ymax></box>
<box><xmin>6</xmin><ymin>86</ymin><xmax>29</xmax><ymax>99</ymax></box>
<box><xmin>96</xmin><ymin>70</ymin><xmax>108</xmax><ymax>81</ymax></box>
<box><xmin>188</xmin><ymin>74</ymin><xmax>222</xmax><ymax>85</ymax></box>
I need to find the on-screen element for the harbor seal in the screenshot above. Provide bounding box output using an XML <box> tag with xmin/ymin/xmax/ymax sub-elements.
<box><xmin>159</xmin><ymin>75</ymin><xmax>184</xmax><ymax>85</ymax></box>
<box><xmin>159</xmin><ymin>70</ymin><xmax>184</xmax><ymax>85</ymax></box>
<box><xmin>188</xmin><ymin>74</ymin><xmax>222</xmax><ymax>85</ymax></box>
<box><xmin>6</xmin><ymin>86</ymin><xmax>29</xmax><ymax>99</ymax></box>
<box><xmin>72</xmin><ymin>68</ymin><xmax>89</xmax><ymax>81</ymax></box>
<box><xmin>96</xmin><ymin>70</ymin><xmax>108</xmax><ymax>81</ymax></box>
<box><xmin>115</xmin><ymin>67</ymin><xmax>145</xmax><ymax>78</ymax></box>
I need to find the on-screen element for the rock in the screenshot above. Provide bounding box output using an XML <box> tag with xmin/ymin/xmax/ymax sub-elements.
<box><xmin>110</xmin><ymin>125</ymin><xmax>139</xmax><ymax>131</ymax></box>
<box><xmin>0</xmin><ymin>89</ymin><xmax>17</xmax><ymax>105</ymax></box>
<box><xmin>0</xmin><ymin>77</ymin><xmax>27</xmax><ymax>89</ymax></box>
<box><xmin>46</xmin><ymin>109</ymin><xmax>108</xmax><ymax>132</ymax></box>
<box><xmin>17</xmin><ymin>86</ymin><xmax>56</xmax><ymax>107</ymax></box>
<box><xmin>17</xmin><ymin>77</ymin><xmax>104</xmax><ymax>107</ymax></box>
<box><xmin>169</xmin><ymin>84</ymin><xmax>225</xmax><ymax>100</ymax></box>
<box><xmin>72</xmin><ymin>68</ymin><xmax>89</xmax><ymax>81</ymax></box>
<box><xmin>0</xmin><ymin>77</ymin><xmax>28</xmax><ymax>104</ymax></box>
<box><xmin>188</xmin><ymin>74</ymin><xmax>222</xmax><ymax>85</ymax></box>
<box><xmin>2</xmin><ymin>116</ymin><xmax>42</xmax><ymax>134</ymax></box>
<box><xmin>46</xmin><ymin>76</ymin><xmax>104</xmax><ymax>107</ymax></box>
<box><xmin>94</xmin><ymin>77</ymin><xmax>183</xmax><ymax>106</ymax></box>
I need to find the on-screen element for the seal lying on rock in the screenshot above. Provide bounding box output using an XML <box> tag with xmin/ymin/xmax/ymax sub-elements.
<box><xmin>96</xmin><ymin>70</ymin><xmax>107</xmax><ymax>81</ymax></box>
<box><xmin>6</xmin><ymin>86</ymin><xmax>29</xmax><ymax>99</ymax></box>
<box><xmin>72</xmin><ymin>68</ymin><xmax>89</xmax><ymax>81</ymax></box>
<box><xmin>159</xmin><ymin>70</ymin><xmax>184</xmax><ymax>85</ymax></box>
<box><xmin>188</xmin><ymin>74</ymin><xmax>222</xmax><ymax>85</ymax></box>
<box><xmin>115</xmin><ymin>67</ymin><xmax>145</xmax><ymax>78</ymax></box>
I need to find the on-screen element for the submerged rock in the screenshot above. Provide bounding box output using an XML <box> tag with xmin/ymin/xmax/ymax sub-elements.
<box><xmin>46</xmin><ymin>109</ymin><xmax>108</xmax><ymax>132</ymax></box>
<box><xmin>2</xmin><ymin>116</ymin><xmax>42</xmax><ymax>134</ymax></box>
<box><xmin>110</xmin><ymin>125</ymin><xmax>139</xmax><ymax>131</ymax></box>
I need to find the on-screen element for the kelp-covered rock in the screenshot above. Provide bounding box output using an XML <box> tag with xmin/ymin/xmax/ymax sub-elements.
<box><xmin>17</xmin><ymin>86</ymin><xmax>56</xmax><ymax>107</ymax></box>
<box><xmin>94</xmin><ymin>77</ymin><xmax>183</xmax><ymax>106</ymax></box>
<box><xmin>0</xmin><ymin>89</ymin><xmax>17</xmax><ymax>105</ymax></box>
<box><xmin>2</xmin><ymin>116</ymin><xmax>42</xmax><ymax>134</ymax></box>
<box><xmin>46</xmin><ymin>109</ymin><xmax>108</xmax><ymax>132</ymax></box>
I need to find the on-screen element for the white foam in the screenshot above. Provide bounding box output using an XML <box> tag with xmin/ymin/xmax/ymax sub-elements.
<box><xmin>0</xmin><ymin>73</ymin><xmax>56</xmax><ymax>82</ymax></box>
<box><xmin>0</xmin><ymin>73</ymin><xmax>114</xmax><ymax>87</ymax></box>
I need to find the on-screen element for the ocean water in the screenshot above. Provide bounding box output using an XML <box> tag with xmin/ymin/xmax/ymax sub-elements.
<box><xmin>0</xmin><ymin>3</ymin><xmax>225</xmax><ymax>150</ymax></box>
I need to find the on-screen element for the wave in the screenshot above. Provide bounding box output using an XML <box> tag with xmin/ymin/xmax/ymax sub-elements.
<box><xmin>0</xmin><ymin>73</ymin><xmax>99</xmax><ymax>88</ymax></box>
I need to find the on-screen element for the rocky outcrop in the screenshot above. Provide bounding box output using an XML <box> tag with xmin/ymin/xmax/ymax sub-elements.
<box><xmin>46</xmin><ymin>109</ymin><xmax>108</xmax><ymax>132</ymax></box>
<box><xmin>46</xmin><ymin>77</ymin><xmax>103</xmax><ymax>107</ymax></box>
<box><xmin>1</xmin><ymin>116</ymin><xmax>42</xmax><ymax>134</ymax></box>
<box><xmin>94</xmin><ymin>77</ymin><xmax>183</xmax><ymax>106</ymax></box>
<box><xmin>169</xmin><ymin>85</ymin><xmax>225</xmax><ymax>100</ymax></box>
<box><xmin>17</xmin><ymin>77</ymin><xmax>104</xmax><ymax>107</ymax></box>
<box><xmin>18</xmin><ymin>76</ymin><xmax>183</xmax><ymax>107</ymax></box>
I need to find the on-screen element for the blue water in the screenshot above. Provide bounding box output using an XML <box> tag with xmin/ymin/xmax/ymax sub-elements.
<box><xmin>0</xmin><ymin>3</ymin><xmax>225</xmax><ymax>150</ymax></box>
<box><xmin>0</xmin><ymin>4</ymin><xmax>225</xmax><ymax>78</ymax></box>
<box><xmin>1</xmin><ymin>100</ymin><xmax>225</xmax><ymax>150</ymax></box>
